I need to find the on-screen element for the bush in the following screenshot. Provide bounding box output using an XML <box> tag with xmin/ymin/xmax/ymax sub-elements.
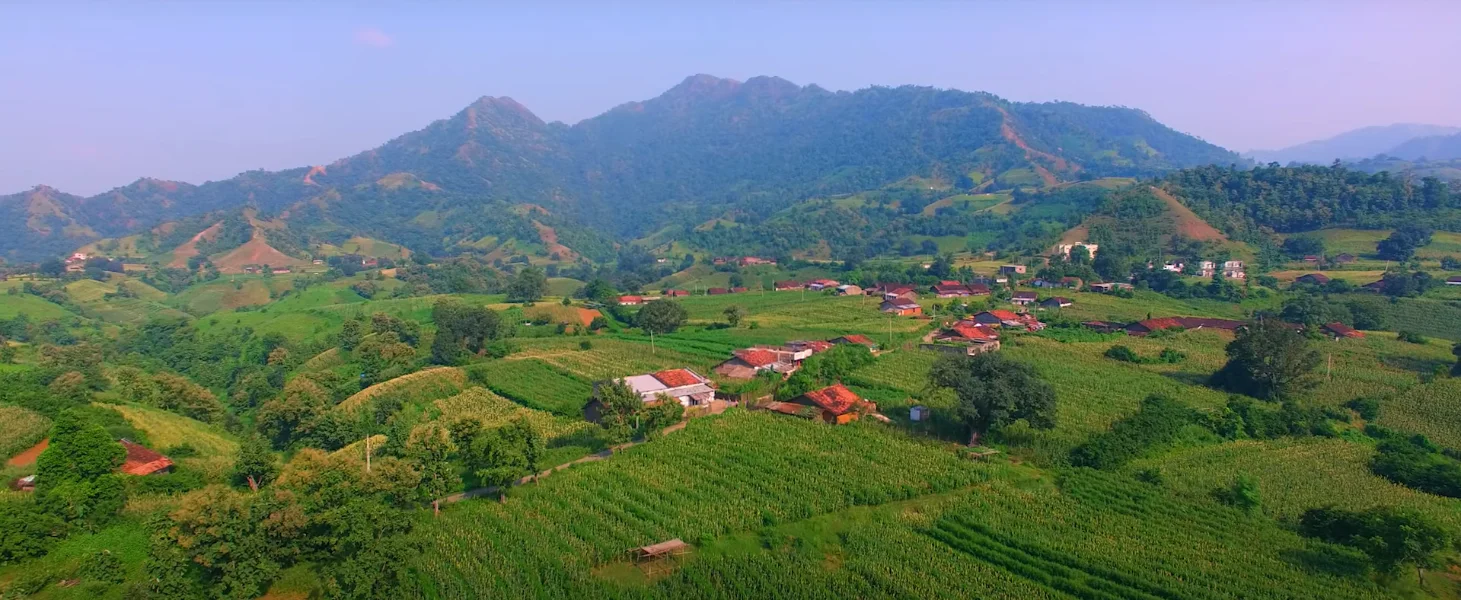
<box><xmin>1133</xmin><ymin>467</ymin><xmax>1165</xmax><ymax>486</ymax></box>
<box><xmin>579</xmin><ymin>340</ymin><xmax>593</xmax><ymax>351</ymax></box>
<box><xmin>1070</xmin><ymin>395</ymin><xmax>1196</xmax><ymax>469</ymax></box>
<box><xmin>1103</xmin><ymin>344</ymin><xmax>1141</xmax><ymax>363</ymax></box>
<box><xmin>1345</xmin><ymin>397</ymin><xmax>1380</xmax><ymax>421</ymax></box>
<box><xmin>164</xmin><ymin>443</ymin><xmax>199</xmax><ymax>458</ymax></box>
<box><xmin>1157</xmin><ymin>348</ymin><xmax>1186</xmax><ymax>364</ymax></box>
<box><xmin>1397</xmin><ymin>330</ymin><xmax>1427</xmax><ymax>344</ymax></box>
<box><xmin>1214</xmin><ymin>474</ymin><xmax>1261</xmax><ymax>513</ymax></box>
<box><xmin>1370</xmin><ymin>434</ymin><xmax>1461</xmax><ymax>498</ymax></box>
<box><xmin>79</xmin><ymin>549</ymin><xmax>125</xmax><ymax>584</ymax></box>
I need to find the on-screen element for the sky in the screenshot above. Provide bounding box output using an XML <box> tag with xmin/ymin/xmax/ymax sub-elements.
<box><xmin>3</xmin><ymin>1</ymin><xmax>1459</xmax><ymax>195</ymax></box>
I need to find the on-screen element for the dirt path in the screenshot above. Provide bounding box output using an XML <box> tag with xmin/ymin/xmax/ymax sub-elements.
<box><xmin>7</xmin><ymin>439</ymin><xmax>48</xmax><ymax>467</ymax></box>
<box><xmin>987</xmin><ymin>103</ymin><xmax>1073</xmax><ymax>187</ymax></box>
<box><xmin>1149</xmin><ymin>186</ymin><xmax>1226</xmax><ymax>242</ymax></box>
<box><xmin>167</xmin><ymin>221</ymin><xmax>222</xmax><ymax>268</ymax></box>
<box><xmin>442</xmin><ymin>420</ymin><xmax>691</xmax><ymax>504</ymax></box>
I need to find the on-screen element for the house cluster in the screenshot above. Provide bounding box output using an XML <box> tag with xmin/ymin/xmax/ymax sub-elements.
<box><xmin>1090</xmin><ymin>315</ymin><xmax>1363</xmax><ymax>340</ymax></box>
<box><xmin>1053</xmin><ymin>243</ymin><xmax>1099</xmax><ymax>259</ymax></box>
<box><xmin>773</xmin><ymin>279</ymin><xmax>864</xmax><ymax>295</ymax></box>
<box><xmin>11</xmin><ymin>439</ymin><xmax>172</xmax><ymax>492</ymax></box>
<box><xmin>617</xmin><ymin>290</ymin><xmax>692</xmax><ymax>305</ymax></box>
<box><xmin>1159</xmin><ymin>260</ymin><xmax>1245</xmax><ymax>279</ymax></box>
<box><xmin>713</xmin><ymin>336</ymin><xmax>877</xmax><ymax>380</ymax></box>
<box><xmin>241</xmin><ymin>265</ymin><xmax>294</xmax><ymax>275</ymax></box>
<box><xmin>64</xmin><ymin>252</ymin><xmax>91</xmax><ymax>273</ymax></box>
<box><xmin>712</xmin><ymin>256</ymin><xmax>777</xmax><ymax>267</ymax></box>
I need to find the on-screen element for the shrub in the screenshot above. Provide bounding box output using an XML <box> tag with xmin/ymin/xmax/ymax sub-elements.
<box><xmin>1214</xmin><ymin>474</ymin><xmax>1261</xmax><ymax>513</ymax></box>
<box><xmin>1103</xmin><ymin>344</ymin><xmax>1141</xmax><ymax>363</ymax></box>
<box><xmin>79</xmin><ymin>549</ymin><xmax>125</xmax><ymax>584</ymax></box>
<box><xmin>1157</xmin><ymin>348</ymin><xmax>1186</xmax><ymax>364</ymax></box>
<box><xmin>1344</xmin><ymin>397</ymin><xmax>1380</xmax><ymax>421</ymax></box>
<box><xmin>1397</xmin><ymin>330</ymin><xmax>1427</xmax><ymax>344</ymax></box>
<box><xmin>579</xmin><ymin>340</ymin><xmax>593</xmax><ymax>351</ymax></box>
<box><xmin>1070</xmin><ymin>395</ymin><xmax>1196</xmax><ymax>469</ymax></box>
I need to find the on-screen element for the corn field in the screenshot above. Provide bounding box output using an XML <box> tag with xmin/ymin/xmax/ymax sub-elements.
<box><xmin>335</xmin><ymin>366</ymin><xmax>467</xmax><ymax>414</ymax></box>
<box><xmin>0</xmin><ymin>404</ymin><xmax>50</xmax><ymax>461</ymax></box>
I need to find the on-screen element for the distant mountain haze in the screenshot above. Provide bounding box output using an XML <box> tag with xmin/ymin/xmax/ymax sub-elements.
<box><xmin>1246</xmin><ymin>123</ymin><xmax>1461</xmax><ymax>165</ymax></box>
<box><xmin>1</xmin><ymin>75</ymin><xmax>1241</xmax><ymax>261</ymax></box>
<box><xmin>1386</xmin><ymin>132</ymin><xmax>1461</xmax><ymax>162</ymax></box>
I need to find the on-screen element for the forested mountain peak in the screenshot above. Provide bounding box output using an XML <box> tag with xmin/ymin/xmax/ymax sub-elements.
<box><xmin>2</xmin><ymin>75</ymin><xmax>1242</xmax><ymax>261</ymax></box>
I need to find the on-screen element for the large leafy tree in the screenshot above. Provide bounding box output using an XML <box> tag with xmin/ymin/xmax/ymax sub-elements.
<box><xmin>1211</xmin><ymin>319</ymin><xmax>1320</xmax><ymax>400</ymax></box>
<box><xmin>1299</xmin><ymin>506</ymin><xmax>1450</xmax><ymax>582</ymax></box>
<box><xmin>430</xmin><ymin>299</ymin><xmax>509</xmax><ymax>364</ymax></box>
<box><xmin>1376</xmin><ymin>224</ymin><xmax>1433</xmax><ymax>261</ymax></box>
<box><xmin>506</xmin><ymin>267</ymin><xmax>548</xmax><ymax>304</ymax></box>
<box><xmin>635</xmin><ymin>299</ymin><xmax>688</xmax><ymax>336</ymax></box>
<box><xmin>231</xmin><ymin>435</ymin><xmax>280</xmax><ymax>491</ymax></box>
<box><xmin>928</xmin><ymin>353</ymin><xmax>1056</xmax><ymax>446</ymax></box>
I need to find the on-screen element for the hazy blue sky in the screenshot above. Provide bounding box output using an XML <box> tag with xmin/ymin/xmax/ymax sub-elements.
<box><xmin>3</xmin><ymin>1</ymin><xmax>1459</xmax><ymax>195</ymax></box>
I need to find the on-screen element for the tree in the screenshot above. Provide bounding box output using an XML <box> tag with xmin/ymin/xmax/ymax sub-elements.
<box><xmin>339</xmin><ymin>319</ymin><xmax>364</xmax><ymax>352</ymax></box>
<box><xmin>1280</xmin><ymin>235</ymin><xmax>1324</xmax><ymax>258</ymax></box>
<box><xmin>231</xmin><ymin>435</ymin><xmax>280</xmax><ymax>492</ymax></box>
<box><xmin>256</xmin><ymin>378</ymin><xmax>330</xmax><ymax>449</ymax></box>
<box><xmin>635</xmin><ymin>299</ymin><xmax>687</xmax><ymax>335</ymax></box>
<box><xmin>593</xmin><ymin>381</ymin><xmax>645</xmax><ymax>443</ymax></box>
<box><xmin>723</xmin><ymin>305</ymin><xmax>747</xmax><ymax>328</ymax></box>
<box><xmin>506</xmin><ymin>267</ymin><xmax>548</xmax><ymax>303</ymax></box>
<box><xmin>1211</xmin><ymin>319</ymin><xmax>1320</xmax><ymax>400</ymax></box>
<box><xmin>406</xmin><ymin>423</ymin><xmax>459</xmax><ymax>514</ymax></box>
<box><xmin>34</xmin><ymin>410</ymin><xmax>127</xmax><ymax>530</ymax></box>
<box><xmin>1299</xmin><ymin>506</ymin><xmax>1450</xmax><ymax>581</ymax></box>
<box><xmin>1376</xmin><ymin>224</ymin><xmax>1433</xmax><ymax>262</ymax></box>
<box><xmin>928</xmin><ymin>353</ymin><xmax>1056</xmax><ymax>446</ymax></box>
<box><xmin>430</xmin><ymin>300</ymin><xmax>509</xmax><ymax>364</ymax></box>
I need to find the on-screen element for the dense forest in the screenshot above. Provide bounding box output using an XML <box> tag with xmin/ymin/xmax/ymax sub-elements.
<box><xmin>1160</xmin><ymin>164</ymin><xmax>1460</xmax><ymax>239</ymax></box>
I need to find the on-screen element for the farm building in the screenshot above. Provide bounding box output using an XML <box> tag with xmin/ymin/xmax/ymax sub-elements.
<box><xmin>1010</xmin><ymin>292</ymin><xmax>1038</xmax><ymax>306</ymax></box>
<box><xmin>663</xmin><ymin>289</ymin><xmax>690</xmax><ymax>297</ymax></box>
<box><xmin>707</xmin><ymin>288</ymin><xmax>730</xmax><ymax>295</ymax></box>
<box><xmin>929</xmin><ymin>323</ymin><xmax>1001</xmax><ymax>355</ymax></box>
<box><xmin>1295</xmin><ymin>273</ymin><xmax>1330</xmax><ymax>286</ymax></box>
<box><xmin>910</xmin><ymin>406</ymin><xmax>930</xmax><ymax>422</ymax></box>
<box><xmin>1125</xmin><ymin>317</ymin><xmax>1245</xmax><ymax>337</ymax></box>
<box><xmin>1081</xmin><ymin>321</ymin><xmax>1126</xmax><ymax>334</ymax></box>
<box><xmin>786</xmin><ymin>339</ymin><xmax>835</xmax><ymax>354</ymax></box>
<box><xmin>713</xmin><ymin>348</ymin><xmax>801</xmax><ymax>380</ymax></box>
<box><xmin>999</xmin><ymin>264</ymin><xmax>1027</xmax><ymax>275</ymax></box>
<box><xmin>10</xmin><ymin>475</ymin><xmax>35</xmax><ymax>492</ymax></box>
<box><xmin>1333</xmin><ymin>253</ymin><xmax>1358</xmax><ymax>264</ymax></box>
<box><xmin>731</xmin><ymin>287</ymin><xmax>749</xmax><ymax>293</ymax></box>
<box><xmin>618</xmin><ymin>295</ymin><xmax>645</xmax><ymax>306</ymax></box>
<box><xmin>966</xmin><ymin>283</ymin><xmax>991</xmax><ymax>296</ymax></box>
<box><xmin>1088</xmin><ymin>282</ymin><xmax>1133</xmax><ymax>293</ymax></box>
<box><xmin>932</xmin><ymin>281</ymin><xmax>972</xmax><ymax>297</ymax></box>
<box><xmin>1447</xmin><ymin>276</ymin><xmax>1461</xmax><ymax>286</ymax></box>
<box><xmin>1322</xmin><ymin>322</ymin><xmax>1364</xmax><ymax>339</ymax></box>
<box><xmin>807</xmin><ymin>279</ymin><xmax>840</xmax><ymax>291</ymax></box>
<box><xmin>774</xmin><ymin>280</ymin><xmax>804</xmax><ymax>291</ymax></box>
<box><xmin>968</xmin><ymin>311</ymin><xmax>1043</xmax><ymax>332</ymax></box>
<box><xmin>830</xmin><ymin>335</ymin><xmax>879</xmax><ymax>351</ymax></box>
<box><xmin>587</xmin><ymin>369</ymin><xmax>717</xmax><ymax>421</ymax></box>
<box><xmin>836</xmin><ymin>284</ymin><xmax>863</xmax><ymax>296</ymax></box>
<box><xmin>120</xmin><ymin>440</ymin><xmax>174</xmax><ymax>476</ymax></box>
<box><xmin>880</xmin><ymin>295</ymin><xmax>923</xmax><ymax>316</ymax></box>
<box><xmin>782</xmin><ymin>384</ymin><xmax>876</xmax><ymax>424</ymax></box>
<box><xmin>1038</xmin><ymin>297</ymin><xmax>1073</xmax><ymax>310</ymax></box>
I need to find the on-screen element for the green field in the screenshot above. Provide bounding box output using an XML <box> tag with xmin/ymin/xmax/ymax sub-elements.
<box><xmin>465</xmin><ymin>359</ymin><xmax>593</xmax><ymax>416</ymax></box>
<box><xmin>0</xmin><ymin>405</ymin><xmax>50</xmax><ymax>462</ymax></box>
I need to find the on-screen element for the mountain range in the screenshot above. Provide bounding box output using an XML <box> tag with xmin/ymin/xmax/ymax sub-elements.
<box><xmin>1</xmin><ymin>74</ymin><xmax>1243</xmax><ymax>263</ymax></box>
<box><xmin>1246</xmin><ymin>123</ymin><xmax>1461</xmax><ymax>165</ymax></box>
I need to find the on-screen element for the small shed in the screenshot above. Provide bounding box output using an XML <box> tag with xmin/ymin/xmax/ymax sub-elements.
<box><xmin>630</xmin><ymin>539</ymin><xmax>691</xmax><ymax>576</ymax></box>
<box><xmin>10</xmin><ymin>475</ymin><xmax>35</xmax><ymax>492</ymax></box>
<box><xmin>910</xmin><ymin>405</ymin><xmax>930</xmax><ymax>422</ymax></box>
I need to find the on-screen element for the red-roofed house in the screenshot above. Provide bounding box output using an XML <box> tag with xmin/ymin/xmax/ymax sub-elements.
<box><xmin>707</xmin><ymin>288</ymin><xmax>730</xmax><ymax>295</ymax></box>
<box><xmin>880</xmin><ymin>295</ymin><xmax>923</xmax><ymax>316</ymax></box>
<box><xmin>1126</xmin><ymin>317</ymin><xmax>1246</xmax><ymax>336</ymax></box>
<box><xmin>120</xmin><ymin>440</ymin><xmax>173</xmax><ymax>476</ymax></box>
<box><xmin>1322</xmin><ymin>322</ymin><xmax>1364</xmax><ymax>339</ymax></box>
<box><xmin>830</xmin><ymin>335</ymin><xmax>879</xmax><ymax>350</ymax></box>
<box><xmin>967</xmin><ymin>283</ymin><xmax>991</xmax><ymax>296</ymax></box>
<box><xmin>971</xmin><ymin>310</ymin><xmax>1020</xmax><ymax>327</ymax></box>
<box><xmin>789</xmin><ymin>384</ymin><xmax>875</xmax><ymax>424</ymax></box>
<box><xmin>1295</xmin><ymin>273</ymin><xmax>1331</xmax><ymax>286</ymax></box>
<box><xmin>932</xmin><ymin>282</ymin><xmax>972</xmax><ymax>298</ymax></box>
<box><xmin>663</xmin><ymin>289</ymin><xmax>690</xmax><ymax>297</ymax></box>
<box><xmin>618</xmin><ymin>295</ymin><xmax>644</xmax><ymax>306</ymax></box>
<box><xmin>586</xmin><ymin>368</ymin><xmax>717</xmax><ymax>421</ymax></box>
<box><xmin>807</xmin><ymin>279</ymin><xmax>840</xmax><ymax>291</ymax></box>
<box><xmin>713</xmin><ymin>348</ymin><xmax>800</xmax><ymax>379</ymax></box>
